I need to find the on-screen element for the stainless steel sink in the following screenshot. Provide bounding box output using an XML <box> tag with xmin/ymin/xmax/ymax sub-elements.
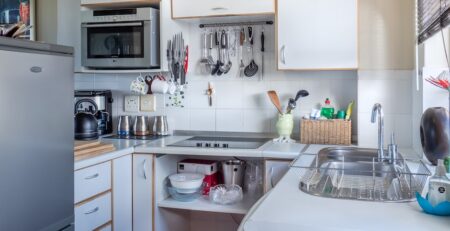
<box><xmin>298</xmin><ymin>147</ymin><xmax>430</xmax><ymax>202</ymax></box>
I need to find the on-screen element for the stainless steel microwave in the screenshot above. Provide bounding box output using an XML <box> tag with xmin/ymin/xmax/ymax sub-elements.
<box><xmin>81</xmin><ymin>8</ymin><xmax>160</xmax><ymax>69</ymax></box>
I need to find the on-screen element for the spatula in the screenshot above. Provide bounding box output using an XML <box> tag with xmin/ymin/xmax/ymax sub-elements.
<box><xmin>267</xmin><ymin>91</ymin><xmax>284</xmax><ymax>114</ymax></box>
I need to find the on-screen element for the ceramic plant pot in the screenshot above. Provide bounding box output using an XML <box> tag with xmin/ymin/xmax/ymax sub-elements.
<box><xmin>276</xmin><ymin>113</ymin><xmax>294</xmax><ymax>138</ymax></box>
<box><xmin>420</xmin><ymin>107</ymin><xmax>450</xmax><ymax>165</ymax></box>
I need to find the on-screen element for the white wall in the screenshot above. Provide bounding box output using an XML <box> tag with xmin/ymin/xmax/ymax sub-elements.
<box><xmin>357</xmin><ymin>0</ymin><xmax>415</xmax><ymax>148</ymax></box>
<box><xmin>36</xmin><ymin>0</ymin><xmax>58</xmax><ymax>43</ymax></box>
<box><xmin>413</xmin><ymin>26</ymin><xmax>450</xmax><ymax>153</ymax></box>
<box><xmin>75</xmin><ymin>34</ymin><xmax>358</xmax><ymax>136</ymax></box>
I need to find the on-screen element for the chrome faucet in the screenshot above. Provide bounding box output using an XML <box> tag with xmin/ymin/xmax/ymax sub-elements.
<box><xmin>371</xmin><ymin>103</ymin><xmax>385</xmax><ymax>161</ymax></box>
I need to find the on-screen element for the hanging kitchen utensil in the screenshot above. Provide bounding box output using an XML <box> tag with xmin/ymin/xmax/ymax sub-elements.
<box><xmin>218</xmin><ymin>30</ymin><xmax>228</xmax><ymax>75</ymax></box>
<box><xmin>181</xmin><ymin>45</ymin><xmax>188</xmax><ymax>85</ymax></box>
<box><xmin>224</xmin><ymin>30</ymin><xmax>233</xmax><ymax>74</ymax></box>
<box><xmin>211</xmin><ymin>30</ymin><xmax>221</xmax><ymax>76</ymax></box>
<box><xmin>260</xmin><ymin>27</ymin><xmax>265</xmax><ymax>81</ymax></box>
<box><xmin>207</xmin><ymin>32</ymin><xmax>216</xmax><ymax>70</ymax></box>
<box><xmin>244</xmin><ymin>27</ymin><xmax>259</xmax><ymax>77</ymax></box>
<box><xmin>167</xmin><ymin>40</ymin><xmax>173</xmax><ymax>80</ymax></box>
<box><xmin>239</xmin><ymin>28</ymin><xmax>245</xmax><ymax>78</ymax></box>
<box><xmin>200</xmin><ymin>33</ymin><xmax>211</xmax><ymax>74</ymax></box>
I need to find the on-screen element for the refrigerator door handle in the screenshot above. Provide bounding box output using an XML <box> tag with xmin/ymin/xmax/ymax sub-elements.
<box><xmin>84</xmin><ymin>173</ymin><xmax>99</xmax><ymax>180</ymax></box>
<box><xmin>84</xmin><ymin>207</ymin><xmax>99</xmax><ymax>215</ymax></box>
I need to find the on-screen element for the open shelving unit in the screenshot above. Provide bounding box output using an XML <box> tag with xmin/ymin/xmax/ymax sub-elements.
<box><xmin>158</xmin><ymin>192</ymin><xmax>261</xmax><ymax>215</ymax></box>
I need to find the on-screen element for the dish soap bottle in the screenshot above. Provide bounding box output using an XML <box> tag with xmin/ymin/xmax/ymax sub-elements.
<box><xmin>428</xmin><ymin>159</ymin><xmax>450</xmax><ymax>206</ymax></box>
<box><xmin>321</xmin><ymin>98</ymin><xmax>335</xmax><ymax>119</ymax></box>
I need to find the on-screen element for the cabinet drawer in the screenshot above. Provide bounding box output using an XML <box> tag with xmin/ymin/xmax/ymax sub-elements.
<box><xmin>75</xmin><ymin>192</ymin><xmax>112</xmax><ymax>231</ymax></box>
<box><xmin>75</xmin><ymin>162</ymin><xmax>111</xmax><ymax>204</ymax></box>
<box><xmin>172</xmin><ymin>0</ymin><xmax>275</xmax><ymax>19</ymax></box>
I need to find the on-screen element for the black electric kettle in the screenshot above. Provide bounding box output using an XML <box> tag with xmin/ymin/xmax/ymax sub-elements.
<box><xmin>74</xmin><ymin>99</ymin><xmax>99</xmax><ymax>140</ymax></box>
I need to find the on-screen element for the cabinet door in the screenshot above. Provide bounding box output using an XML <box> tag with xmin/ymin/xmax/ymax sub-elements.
<box><xmin>277</xmin><ymin>0</ymin><xmax>357</xmax><ymax>70</ymax></box>
<box><xmin>264</xmin><ymin>160</ymin><xmax>291</xmax><ymax>193</ymax></box>
<box><xmin>133</xmin><ymin>154</ymin><xmax>154</xmax><ymax>231</ymax></box>
<box><xmin>112</xmin><ymin>155</ymin><xmax>132</xmax><ymax>231</ymax></box>
<box><xmin>171</xmin><ymin>0</ymin><xmax>275</xmax><ymax>19</ymax></box>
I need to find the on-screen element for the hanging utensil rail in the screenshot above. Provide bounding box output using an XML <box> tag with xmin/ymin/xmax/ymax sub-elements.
<box><xmin>199</xmin><ymin>21</ymin><xmax>273</xmax><ymax>28</ymax></box>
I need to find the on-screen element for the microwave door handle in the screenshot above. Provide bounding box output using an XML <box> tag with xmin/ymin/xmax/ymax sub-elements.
<box><xmin>82</xmin><ymin>22</ymin><xmax>143</xmax><ymax>28</ymax></box>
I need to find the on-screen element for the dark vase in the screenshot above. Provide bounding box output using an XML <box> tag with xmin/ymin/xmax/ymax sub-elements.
<box><xmin>420</xmin><ymin>107</ymin><xmax>450</xmax><ymax>165</ymax></box>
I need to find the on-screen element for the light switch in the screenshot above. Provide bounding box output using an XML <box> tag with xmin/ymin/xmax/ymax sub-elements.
<box><xmin>124</xmin><ymin>95</ymin><xmax>140</xmax><ymax>112</ymax></box>
<box><xmin>140</xmin><ymin>95</ymin><xmax>156</xmax><ymax>112</ymax></box>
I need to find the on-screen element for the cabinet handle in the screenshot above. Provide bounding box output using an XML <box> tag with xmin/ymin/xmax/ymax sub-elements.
<box><xmin>84</xmin><ymin>207</ymin><xmax>99</xmax><ymax>215</ymax></box>
<box><xmin>84</xmin><ymin>173</ymin><xmax>99</xmax><ymax>180</ymax></box>
<box><xmin>269</xmin><ymin>167</ymin><xmax>275</xmax><ymax>188</ymax></box>
<box><xmin>211</xmin><ymin>7</ymin><xmax>228</xmax><ymax>11</ymax></box>
<box><xmin>30</xmin><ymin>66</ymin><xmax>42</xmax><ymax>73</ymax></box>
<box><xmin>142</xmin><ymin>159</ymin><xmax>147</xmax><ymax>180</ymax></box>
<box><xmin>280</xmin><ymin>45</ymin><xmax>286</xmax><ymax>64</ymax></box>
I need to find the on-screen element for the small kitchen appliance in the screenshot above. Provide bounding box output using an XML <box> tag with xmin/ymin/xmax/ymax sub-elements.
<box><xmin>81</xmin><ymin>7</ymin><xmax>160</xmax><ymax>69</ymax></box>
<box><xmin>75</xmin><ymin>90</ymin><xmax>113</xmax><ymax>135</ymax></box>
<box><xmin>74</xmin><ymin>99</ymin><xmax>99</xmax><ymax>140</ymax></box>
<box><xmin>178</xmin><ymin>159</ymin><xmax>219</xmax><ymax>195</ymax></box>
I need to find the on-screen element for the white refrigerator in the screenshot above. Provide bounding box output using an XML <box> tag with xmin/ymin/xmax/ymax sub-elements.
<box><xmin>0</xmin><ymin>37</ymin><xmax>74</xmax><ymax>231</ymax></box>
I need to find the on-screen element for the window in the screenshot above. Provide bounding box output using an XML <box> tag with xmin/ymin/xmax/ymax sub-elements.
<box><xmin>418</xmin><ymin>0</ymin><xmax>450</xmax><ymax>43</ymax></box>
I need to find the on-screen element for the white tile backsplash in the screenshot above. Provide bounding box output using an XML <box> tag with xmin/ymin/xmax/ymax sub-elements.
<box><xmin>357</xmin><ymin>70</ymin><xmax>414</xmax><ymax>148</ymax></box>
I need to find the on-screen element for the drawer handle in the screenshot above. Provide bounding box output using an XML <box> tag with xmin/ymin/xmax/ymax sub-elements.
<box><xmin>30</xmin><ymin>66</ymin><xmax>42</xmax><ymax>73</ymax></box>
<box><xmin>211</xmin><ymin>7</ymin><xmax>228</xmax><ymax>11</ymax></box>
<box><xmin>84</xmin><ymin>207</ymin><xmax>99</xmax><ymax>215</ymax></box>
<box><xmin>84</xmin><ymin>173</ymin><xmax>99</xmax><ymax>180</ymax></box>
<box><xmin>142</xmin><ymin>159</ymin><xmax>147</xmax><ymax>180</ymax></box>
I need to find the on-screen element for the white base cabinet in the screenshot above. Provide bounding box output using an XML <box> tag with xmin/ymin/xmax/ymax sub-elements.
<box><xmin>264</xmin><ymin>160</ymin><xmax>292</xmax><ymax>193</ymax></box>
<box><xmin>277</xmin><ymin>0</ymin><xmax>358</xmax><ymax>70</ymax></box>
<box><xmin>112</xmin><ymin>155</ymin><xmax>133</xmax><ymax>231</ymax></box>
<box><xmin>133</xmin><ymin>154</ymin><xmax>154</xmax><ymax>231</ymax></box>
<box><xmin>75</xmin><ymin>192</ymin><xmax>112</xmax><ymax>231</ymax></box>
<box><xmin>171</xmin><ymin>0</ymin><xmax>275</xmax><ymax>19</ymax></box>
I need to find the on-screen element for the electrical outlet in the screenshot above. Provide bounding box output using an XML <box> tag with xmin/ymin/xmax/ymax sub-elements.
<box><xmin>124</xmin><ymin>95</ymin><xmax>140</xmax><ymax>112</ymax></box>
<box><xmin>140</xmin><ymin>95</ymin><xmax>156</xmax><ymax>112</ymax></box>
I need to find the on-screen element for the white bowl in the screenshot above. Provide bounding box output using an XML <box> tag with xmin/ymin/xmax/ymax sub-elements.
<box><xmin>169</xmin><ymin>173</ymin><xmax>204</xmax><ymax>190</ymax></box>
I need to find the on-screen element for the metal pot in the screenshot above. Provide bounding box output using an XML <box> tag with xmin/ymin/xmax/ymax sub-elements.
<box><xmin>420</xmin><ymin>107</ymin><xmax>450</xmax><ymax>165</ymax></box>
<box><xmin>221</xmin><ymin>160</ymin><xmax>246</xmax><ymax>187</ymax></box>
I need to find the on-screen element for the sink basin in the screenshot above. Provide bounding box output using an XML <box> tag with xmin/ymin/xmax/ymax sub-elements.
<box><xmin>298</xmin><ymin>147</ymin><xmax>429</xmax><ymax>202</ymax></box>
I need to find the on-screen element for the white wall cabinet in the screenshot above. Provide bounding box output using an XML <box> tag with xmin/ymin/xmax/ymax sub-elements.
<box><xmin>277</xmin><ymin>0</ymin><xmax>358</xmax><ymax>70</ymax></box>
<box><xmin>112</xmin><ymin>155</ymin><xmax>133</xmax><ymax>231</ymax></box>
<box><xmin>264</xmin><ymin>160</ymin><xmax>291</xmax><ymax>193</ymax></box>
<box><xmin>133</xmin><ymin>154</ymin><xmax>154</xmax><ymax>231</ymax></box>
<box><xmin>171</xmin><ymin>0</ymin><xmax>275</xmax><ymax>19</ymax></box>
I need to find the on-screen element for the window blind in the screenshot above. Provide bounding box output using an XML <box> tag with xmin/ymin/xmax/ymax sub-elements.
<box><xmin>418</xmin><ymin>0</ymin><xmax>450</xmax><ymax>43</ymax></box>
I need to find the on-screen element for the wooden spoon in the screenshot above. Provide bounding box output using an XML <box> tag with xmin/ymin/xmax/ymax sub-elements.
<box><xmin>267</xmin><ymin>91</ymin><xmax>283</xmax><ymax>114</ymax></box>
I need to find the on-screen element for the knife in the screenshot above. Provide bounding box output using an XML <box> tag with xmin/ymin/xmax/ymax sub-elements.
<box><xmin>261</xmin><ymin>28</ymin><xmax>265</xmax><ymax>81</ymax></box>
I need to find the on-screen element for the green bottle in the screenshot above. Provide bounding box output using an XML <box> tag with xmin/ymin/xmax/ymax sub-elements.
<box><xmin>321</xmin><ymin>98</ymin><xmax>335</xmax><ymax>119</ymax></box>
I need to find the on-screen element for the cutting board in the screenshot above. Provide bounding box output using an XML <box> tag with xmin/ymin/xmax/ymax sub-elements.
<box><xmin>74</xmin><ymin>140</ymin><xmax>116</xmax><ymax>161</ymax></box>
<box><xmin>74</xmin><ymin>140</ymin><xmax>101</xmax><ymax>151</ymax></box>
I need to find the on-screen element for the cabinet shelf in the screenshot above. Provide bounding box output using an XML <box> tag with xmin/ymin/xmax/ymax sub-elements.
<box><xmin>158</xmin><ymin>193</ymin><xmax>260</xmax><ymax>215</ymax></box>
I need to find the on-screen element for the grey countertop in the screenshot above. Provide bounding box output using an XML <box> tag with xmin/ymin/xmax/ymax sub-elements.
<box><xmin>0</xmin><ymin>37</ymin><xmax>73</xmax><ymax>55</ymax></box>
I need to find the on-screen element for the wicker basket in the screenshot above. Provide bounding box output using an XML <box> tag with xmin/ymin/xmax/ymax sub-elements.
<box><xmin>300</xmin><ymin>119</ymin><xmax>352</xmax><ymax>145</ymax></box>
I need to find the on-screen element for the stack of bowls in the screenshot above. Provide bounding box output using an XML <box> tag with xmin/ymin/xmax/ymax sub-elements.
<box><xmin>168</xmin><ymin>173</ymin><xmax>205</xmax><ymax>202</ymax></box>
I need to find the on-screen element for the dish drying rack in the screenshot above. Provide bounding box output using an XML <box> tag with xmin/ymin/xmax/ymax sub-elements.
<box><xmin>291</xmin><ymin>153</ymin><xmax>431</xmax><ymax>202</ymax></box>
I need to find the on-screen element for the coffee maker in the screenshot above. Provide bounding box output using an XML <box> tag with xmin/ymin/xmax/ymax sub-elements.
<box><xmin>75</xmin><ymin>90</ymin><xmax>113</xmax><ymax>135</ymax></box>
